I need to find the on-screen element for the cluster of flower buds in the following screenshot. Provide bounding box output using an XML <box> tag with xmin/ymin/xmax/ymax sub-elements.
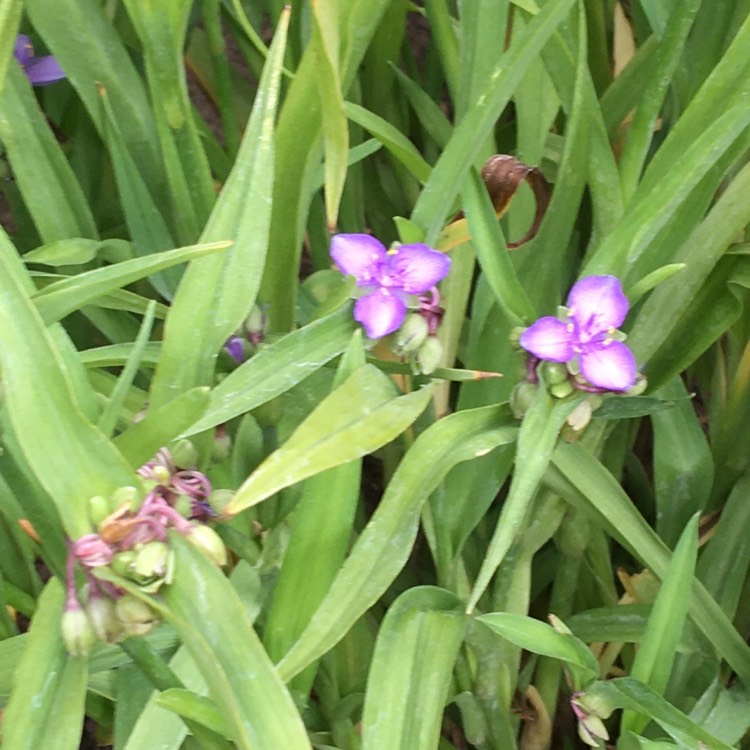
<box><xmin>391</xmin><ymin>287</ymin><xmax>446</xmax><ymax>375</ymax></box>
<box><xmin>62</xmin><ymin>446</ymin><xmax>229</xmax><ymax>656</ymax></box>
<box><xmin>223</xmin><ymin>305</ymin><xmax>268</xmax><ymax>365</ymax></box>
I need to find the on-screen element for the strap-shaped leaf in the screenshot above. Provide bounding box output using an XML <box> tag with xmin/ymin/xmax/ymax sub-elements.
<box><xmin>226</xmin><ymin>365</ymin><xmax>432</xmax><ymax>514</ymax></box>
<box><xmin>2</xmin><ymin>579</ymin><xmax>87</xmax><ymax>750</ymax></box>
<box><xmin>361</xmin><ymin>587</ymin><xmax>466</xmax><ymax>750</ymax></box>
<box><xmin>278</xmin><ymin>405</ymin><xmax>517</xmax><ymax>681</ymax></box>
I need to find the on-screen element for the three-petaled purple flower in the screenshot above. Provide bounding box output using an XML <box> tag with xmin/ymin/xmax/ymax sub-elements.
<box><xmin>519</xmin><ymin>275</ymin><xmax>637</xmax><ymax>391</ymax></box>
<box><xmin>14</xmin><ymin>34</ymin><xmax>65</xmax><ymax>87</ymax></box>
<box><xmin>331</xmin><ymin>233</ymin><xmax>451</xmax><ymax>339</ymax></box>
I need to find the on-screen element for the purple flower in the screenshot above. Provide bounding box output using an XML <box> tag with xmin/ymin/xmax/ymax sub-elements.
<box><xmin>519</xmin><ymin>275</ymin><xmax>637</xmax><ymax>391</ymax></box>
<box><xmin>331</xmin><ymin>233</ymin><xmax>451</xmax><ymax>339</ymax></box>
<box><xmin>224</xmin><ymin>335</ymin><xmax>246</xmax><ymax>364</ymax></box>
<box><xmin>14</xmin><ymin>34</ymin><xmax>65</xmax><ymax>87</ymax></box>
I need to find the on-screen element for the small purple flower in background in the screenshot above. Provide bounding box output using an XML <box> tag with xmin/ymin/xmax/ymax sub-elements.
<box><xmin>14</xmin><ymin>34</ymin><xmax>65</xmax><ymax>87</ymax></box>
<box><xmin>224</xmin><ymin>335</ymin><xmax>246</xmax><ymax>364</ymax></box>
<box><xmin>520</xmin><ymin>275</ymin><xmax>637</xmax><ymax>392</ymax></box>
<box><xmin>331</xmin><ymin>233</ymin><xmax>451</xmax><ymax>339</ymax></box>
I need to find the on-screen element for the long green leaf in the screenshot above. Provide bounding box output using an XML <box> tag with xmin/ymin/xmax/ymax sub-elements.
<box><xmin>0</xmin><ymin>234</ymin><xmax>137</xmax><ymax>537</ymax></box>
<box><xmin>277</xmin><ymin>405</ymin><xmax>517</xmax><ymax>681</ymax></box>
<box><xmin>226</xmin><ymin>365</ymin><xmax>432</xmax><ymax>514</ymax></box>
<box><xmin>155</xmin><ymin>536</ymin><xmax>311</xmax><ymax>750</ymax></box>
<box><xmin>0</xmin><ymin>64</ymin><xmax>98</xmax><ymax>241</ymax></box>
<box><xmin>550</xmin><ymin>442</ymin><xmax>750</xmax><ymax>685</ymax></box>
<box><xmin>410</xmin><ymin>0</ymin><xmax>577</xmax><ymax>243</ymax></box>
<box><xmin>585</xmin><ymin>678</ymin><xmax>734</xmax><ymax>750</ymax></box>
<box><xmin>467</xmin><ymin>387</ymin><xmax>583</xmax><ymax>613</ymax></box>
<box><xmin>621</xmin><ymin>514</ymin><xmax>699</xmax><ymax>734</ymax></box>
<box><xmin>151</xmin><ymin>9</ymin><xmax>289</xmax><ymax>407</ymax></box>
<box><xmin>1</xmin><ymin>579</ymin><xmax>87</xmax><ymax>750</ymax></box>
<box><xmin>24</xmin><ymin>0</ymin><xmax>166</xmax><ymax>202</ymax></box>
<box><xmin>183</xmin><ymin>306</ymin><xmax>356</xmax><ymax>435</ymax></box>
<box><xmin>361</xmin><ymin>587</ymin><xmax>466</xmax><ymax>750</ymax></box>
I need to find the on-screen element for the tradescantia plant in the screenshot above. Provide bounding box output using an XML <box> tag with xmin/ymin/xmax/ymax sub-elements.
<box><xmin>2</xmin><ymin>2</ymin><xmax>750</xmax><ymax>750</ymax></box>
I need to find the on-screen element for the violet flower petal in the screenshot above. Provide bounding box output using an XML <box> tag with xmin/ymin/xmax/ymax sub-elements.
<box><xmin>14</xmin><ymin>35</ymin><xmax>33</xmax><ymax>67</ymax></box>
<box><xmin>519</xmin><ymin>317</ymin><xmax>574</xmax><ymax>362</ymax></box>
<box><xmin>387</xmin><ymin>244</ymin><xmax>451</xmax><ymax>294</ymax></box>
<box><xmin>331</xmin><ymin>234</ymin><xmax>387</xmax><ymax>284</ymax></box>
<box><xmin>580</xmin><ymin>340</ymin><xmax>637</xmax><ymax>391</ymax></box>
<box><xmin>354</xmin><ymin>289</ymin><xmax>407</xmax><ymax>339</ymax></box>
<box><xmin>25</xmin><ymin>56</ymin><xmax>66</xmax><ymax>86</ymax></box>
<box><xmin>567</xmin><ymin>275</ymin><xmax>629</xmax><ymax>333</ymax></box>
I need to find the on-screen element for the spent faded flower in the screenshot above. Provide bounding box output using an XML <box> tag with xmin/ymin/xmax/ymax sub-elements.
<box><xmin>14</xmin><ymin>34</ymin><xmax>65</xmax><ymax>86</ymax></box>
<box><xmin>331</xmin><ymin>233</ymin><xmax>450</xmax><ymax>339</ymax></box>
<box><xmin>520</xmin><ymin>275</ymin><xmax>637</xmax><ymax>391</ymax></box>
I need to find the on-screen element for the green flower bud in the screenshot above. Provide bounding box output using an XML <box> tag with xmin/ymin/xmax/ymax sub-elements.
<box><xmin>152</xmin><ymin>465</ymin><xmax>172</xmax><ymax>486</ymax></box>
<box><xmin>111</xmin><ymin>550</ymin><xmax>137</xmax><ymax>577</ymax></box>
<box><xmin>540</xmin><ymin>361</ymin><xmax>569</xmax><ymax>385</ymax></box>
<box><xmin>111</xmin><ymin>485</ymin><xmax>141</xmax><ymax>511</ymax></box>
<box><xmin>88</xmin><ymin>495</ymin><xmax>112</xmax><ymax>527</ymax></box>
<box><xmin>625</xmin><ymin>375</ymin><xmax>648</xmax><ymax>396</ymax></box>
<box><xmin>116</xmin><ymin>595</ymin><xmax>158</xmax><ymax>637</ymax></box>
<box><xmin>566</xmin><ymin>399</ymin><xmax>593</xmax><ymax>433</ymax></box>
<box><xmin>549</xmin><ymin>380</ymin><xmax>575</xmax><ymax>399</ymax></box>
<box><xmin>509</xmin><ymin>326</ymin><xmax>525</xmax><ymax>347</ymax></box>
<box><xmin>87</xmin><ymin>594</ymin><xmax>124</xmax><ymax>644</ymax></box>
<box><xmin>510</xmin><ymin>382</ymin><xmax>538</xmax><ymax>419</ymax></box>
<box><xmin>208</xmin><ymin>489</ymin><xmax>235</xmax><ymax>515</ymax></box>
<box><xmin>131</xmin><ymin>541</ymin><xmax>170</xmax><ymax>581</ymax></box>
<box><xmin>243</xmin><ymin>305</ymin><xmax>267</xmax><ymax>344</ymax></box>
<box><xmin>171</xmin><ymin>438</ymin><xmax>198</xmax><ymax>469</ymax></box>
<box><xmin>554</xmin><ymin>509</ymin><xmax>590</xmax><ymax>558</ymax></box>
<box><xmin>392</xmin><ymin>314</ymin><xmax>429</xmax><ymax>356</ymax></box>
<box><xmin>62</xmin><ymin>601</ymin><xmax>97</xmax><ymax>657</ymax></box>
<box><xmin>187</xmin><ymin>524</ymin><xmax>227</xmax><ymax>567</ymax></box>
<box><xmin>211</xmin><ymin>430</ymin><xmax>232</xmax><ymax>463</ymax></box>
<box><xmin>415</xmin><ymin>336</ymin><xmax>443</xmax><ymax>375</ymax></box>
<box><xmin>174</xmin><ymin>494</ymin><xmax>193</xmax><ymax>519</ymax></box>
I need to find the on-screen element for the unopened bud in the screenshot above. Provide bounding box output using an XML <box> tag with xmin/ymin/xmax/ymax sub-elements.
<box><xmin>211</xmin><ymin>429</ymin><xmax>232</xmax><ymax>463</ymax></box>
<box><xmin>224</xmin><ymin>336</ymin><xmax>246</xmax><ymax>364</ymax></box>
<box><xmin>549</xmin><ymin>380</ymin><xmax>575</xmax><ymax>399</ymax></box>
<box><xmin>392</xmin><ymin>314</ymin><xmax>429</xmax><ymax>356</ymax></box>
<box><xmin>87</xmin><ymin>594</ymin><xmax>124</xmax><ymax>643</ymax></box>
<box><xmin>131</xmin><ymin>541</ymin><xmax>170</xmax><ymax>581</ymax></box>
<box><xmin>243</xmin><ymin>305</ymin><xmax>267</xmax><ymax>346</ymax></box>
<box><xmin>510</xmin><ymin>382</ymin><xmax>538</xmax><ymax>419</ymax></box>
<box><xmin>541</xmin><ymin>361</ymin><xmax>569</xmax><ymax>385</ymax></box>
<box><xmin>566</xmin><ymin>399</ymin><xmax>593</xmax><ymax>433</ymax></box>
<box><xmin>174</xmin><ymin>494</ymin><xmax>193</xmax><ymax>519</ymax></box>
<box><xmin>116</xmin><ymin>595</ymin><xmax>158</xmax><ymax>637</ymax></box>
<box><xmin>415</xmin><ymin>336</ymin><xmax>443</xmax><ymax>375</ymax></box>
<box><xmin>625</xmin><ymin>375</ymin><xmax>648</xmax><ymax>396</ymax></box>
<box><xmin>62</xmin><ymin>600</ymin><xmax>97</xmax><ymax>657</ymax></box>
<box><xmin>88</xmin><ymin>495</ymin><xmax>112</xmax><ymax>528</ymax></box>
<box><xmin>111</xmin><ymin>550</ymin><xmax>136</xmax><ymax>577</ymax></box>
<box><xmin>111</xmin><ymin>485</ymin><xmax>140</xmax><ymax>510</ymax></box>
<box><xmin>208</xmin><ymin>489</ymin><xmax>234</xmax><ymax>515</ymax></box>
<box><xmin>171</xmin><ymin>439</ymin><xmax>198</xmax><ymax>470</ymax></box>
<box><xmin>187</xmin><ymin>524</ymin><xmax>227</xmax><ymax>567</ymax></box>
<box><xmin>554</xmin><ymin>510</ymin><xmax>590</xmax><ymax>558</ymax></box>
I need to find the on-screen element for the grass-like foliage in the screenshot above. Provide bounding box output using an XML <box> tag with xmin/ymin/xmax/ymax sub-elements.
<box><xmin>1</xmin><ymin>1</ymin><xmax>750</xmax><ymax>748</ymax></box>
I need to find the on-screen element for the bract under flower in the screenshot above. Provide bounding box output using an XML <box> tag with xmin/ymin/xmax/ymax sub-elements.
<box><xmin>519</xmin><ymin>275</ymin><xmax>637</xmax><ymax>391</ymax></box>
<box><xmin>14</xmin><ymin>34</ymin><xmax>65</xmax><ymax>86</ymax></box>
<box><xmin>330</xmin><ymin>233</ymin><xmax>450</xmax><ymax>339</ymax></box>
